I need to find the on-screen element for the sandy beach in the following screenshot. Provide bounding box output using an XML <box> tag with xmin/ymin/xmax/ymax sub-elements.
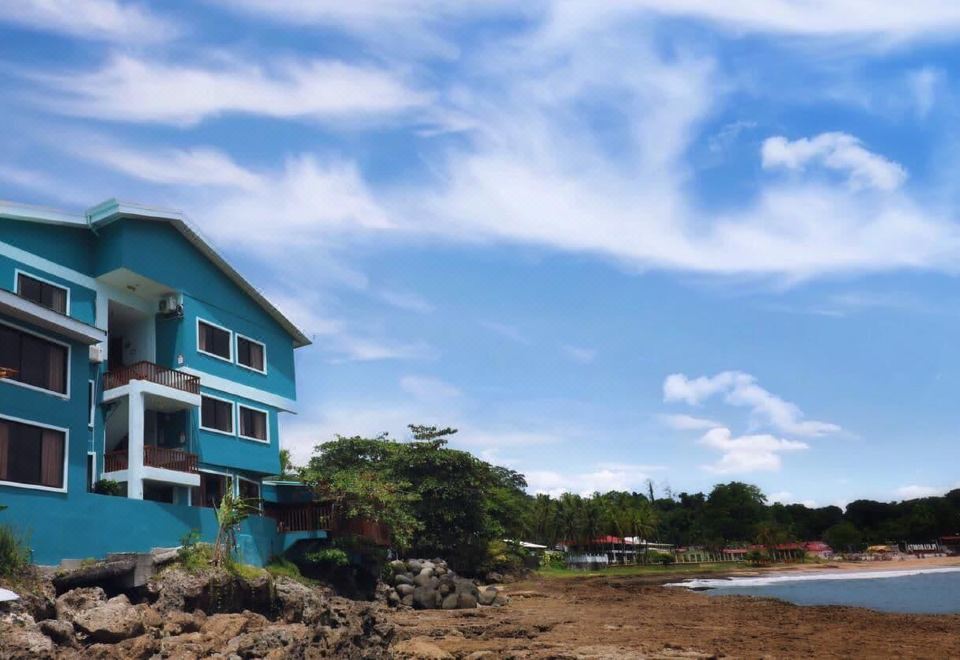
<box><xmin>390</xmin><ymin>558</ymin><xmax>960</xmax><ymax>659</ymax></box>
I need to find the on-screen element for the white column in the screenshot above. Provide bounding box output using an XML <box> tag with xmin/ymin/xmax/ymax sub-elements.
<box><xmin>127</xmin><ymin>388</ymin><xmax>145</xmax><ymax>500</ymax></box>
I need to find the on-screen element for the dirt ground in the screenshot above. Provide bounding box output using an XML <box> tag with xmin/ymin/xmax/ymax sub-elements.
<box><xmin>388</xmin><ymin>569</ymin><xmax>960</xmax><ymax>659</ymax></box>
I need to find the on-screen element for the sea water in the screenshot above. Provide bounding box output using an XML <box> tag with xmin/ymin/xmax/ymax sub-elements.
<box><xmin>666</xmin><ymin>567</ymin><xmax>960</xmax><ymax>614</ymax></box>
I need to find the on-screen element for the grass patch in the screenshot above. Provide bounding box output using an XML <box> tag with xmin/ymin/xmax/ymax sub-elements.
<box><xmin>0</xmin><ymin>524</ymin><xmax>30</xmax><ymax>578</ymax></box>
<box><xmin>537</xmin><ymin>562</ymin><xmax>740</xmax><ymax>579</ymax></box>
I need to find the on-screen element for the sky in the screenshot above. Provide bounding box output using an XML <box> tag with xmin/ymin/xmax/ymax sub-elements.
<box><xmin>2</xmin><ymin>1</ymin><xmax>960</xmax><ymax>508</ymax></box>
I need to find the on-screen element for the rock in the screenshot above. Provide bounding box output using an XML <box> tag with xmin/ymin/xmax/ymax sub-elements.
<box><xmin>478</xmin><ymin>587</ymin><xmax>497</xmax><ymax>606</ymax></box>
<box><xmin>414</xmin><ymin>573</ymin><xmax>439</xmax><ymax>589</ymax></box>
<box><xmin>393</xmin><ymin>637</ymin><xmax>454</xmax><ymax>659</ymax></box>
<box><xmin>199</xmin><ymin>611</ymin><xmax>267</xmax><ymax>641</ymax></box>
<box><xmin>441</xmin><ymin>593</ymin><xmax>459</xmax><ymax>609</ymax></box>
<box><xmin>389</xmin><ymin>559</ymin><xmax>407</xmax><ymax>573</ymax></box>
<box><xmin>454</xmin><ymin>578</ymin><xmax>479</xmax><ymax>598</ymax></box>
<box><xmin>493</xmin><ymin>593</ymin><xmax>510</xmax><ymax>607</ymax></box>
<box><xmin>457</xmin><ymin>592</ymin><xmax>478</xmax><ymax>609</ymax></box>
<box><xmin>434</xmin><ymin>566</ymin><xmax>447</xmax><ymax>576</ymax></box>
<box><xmin>412</xmin><ymin>585</ymin><xmax>438</xmax><ymax>610</ymax></box>
<box><xmin>161</xmin><ymin>610</ymin><xmax>205</xmax><ymax>636</ymax></box>
<box><xmin>388</xmin><ymin>589</ymin><xmax>401</xmax><ymax>607</ymax></box>
<box><xmin>419</xmin><ymin>567</ymin><xmax>435</xmax><ymax>579</ymax></box>
<box><xmin>72</xmin><ymin>594</ymin><xmax>145</xmax><ymax>643</ymax></box>
<box><xmin>224</xmin><ymin>622</ymin><xmax>312</xmax><ymax>657</ymax></box>
<box><xmin>394</xmin><ymin>572</ymin><xmax>414</xmax><ymax>586</ymax></box>
<box><xmin>0</xmin><ymin>621</ymin><xmax>55</xmax><ymax>659</ymax></box>
<box><xmin>407</xmin><ymin>559</ymin><xmax>423</xmax><ymax>573</ymax></box>
<box><xmin>401</xmin><ymin>594</ymin><xmax>414</xmax><ymax>607</ymax></box>
<box><xmin>273</xmin><ymin>577</ymin><xmax>328</xmax><ymax>625</ymax></box>
<box><xmin>54</xmin><ymin>586</ymin><xmax>106</xmax><ymax>622</ymax></box>
<box><xmin>465</xmin><ymin>652</ymin><xmax>497</xmax><ymax>660</ymax></box>
<box><xmin>396</xmin><ymin>583</ymin><xmax>415</xmax><ymax>597</ymax></box>
<box><xmin>485</xmin><ymin>571</ymin><xmax>504</xmax><ymax>584</ymax></box>
<box><xmin>38</xmin><ymin>618</ymin><xmax>77</xmax><ymax>647</ymax></box>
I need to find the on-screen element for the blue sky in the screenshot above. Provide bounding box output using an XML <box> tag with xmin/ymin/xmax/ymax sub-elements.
<box><xmin>2</xmin><ymin>2</ymin><xmax>960</xmax><ymax>507</ymax></box>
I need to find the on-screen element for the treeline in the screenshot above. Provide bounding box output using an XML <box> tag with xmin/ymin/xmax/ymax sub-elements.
<box><xmin>526</xmin><ymin>482</ymin><xmax>960</xmax><ymax>552</ymax></box>
<box><xmin>298</xmin><ymin>426</ymin><xmax>960</xmax><ymax>572</ymax></box>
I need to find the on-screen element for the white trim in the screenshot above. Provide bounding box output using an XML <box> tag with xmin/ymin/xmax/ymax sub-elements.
<box><xmin>14</xmin><ymin>269</ymin><xmax>71</xmax><ymax>317</ymax></box>
<box><xmin>199</xmin><ymin>393</ymin><xmax>235</xmax><ymax>436</ymax></box>
<box><xmin>0</xmin><ymin>200</ymin><xmax>85</xmax><ymax>226</ymax></box>
<box><xmin>102</xmin><ymin>379</ymin><xmax>201</xmax><ymax>409</ymax></box>
<box><xmin>196</xmin><ymin>317</ymin><xmax>233</xmax><ymax>363</ymax></box>
<box><xmin>88</xmin><ymin>380</ymin><xmax>95</xmax><ymax>428</ymax></box>
<box><xmin>235</xmin><ymin>332</ymin><xmax>267</xmax><ymax>375</ymax></box>
<box><xmin>141</xmin><ymin>465</ymin><xmax>200</xmax><ymax>488</ymax></box>
<box><xmin>0</xmin><ymin>289</ymin><xmax>104</xmax><ymax>345</ymax></box>
<box><xmin>237</xmin><ymin>403</ymin><xmax>270</xmax><ymax>444</ymax></box>
<box><xmin>0</xmin><ymin>412</ymin><xmax>69</xmax><ymax>494</ymax></box>
<box><xmin>0</xmin><ymin>318</ymin><xmax>71</xmax><ymax>399</ymax></box>
<box><xmin>178</xmin><ymin>367</ymin><xmax>296</xmax><ymax>413</ymax></box>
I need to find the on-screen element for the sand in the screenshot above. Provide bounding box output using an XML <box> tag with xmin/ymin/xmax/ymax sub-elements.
<box><xmin>389</xmin><ymin>558</ymin><xmax>960</xmax><ymax>659</ymax></box>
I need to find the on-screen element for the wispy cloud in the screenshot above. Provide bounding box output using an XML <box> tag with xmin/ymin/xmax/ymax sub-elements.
<box><xmin>526</xmin><ymin>462</ymin><xmax>665</xmax><ymax>498</ymax></box>
<box><xmin>659</xmin><ymin>413</ymin><xmax>722</xmax><ymax>431</ymax></box>
<box><xmin>559</xmin><ymin>344</ymin><xmax>596</xmax><ymax>364</ymax></box>
<box><xmin>399</xmin><ymin>375</ymin><xmax>461</xmax><ymax>401</ymax></box>
<box><xmin>26</xmin><ymin>54</ymin><xmax>428</xmax><ymax>126</ymax></box>
<box><xmin>699</xmin><ymin>427</ymin><xmax>808</xmax><ymax>474</ymax></box>
<box><xmin>762</xmin><ymin>132</ymin><xmax>907</xmax><ymax>191</ymax></box>
<box><xmin>0</xmin><ymin>0</ymin><xmax>178</xmax><ymax>42</ymax></box>
<box><xmin>481</xmin><ymin>321</ymin><xmax>529</xmax><ymax>344</ymax></box>
<box><xmin>664</xmin><ymin>371</ymin><xmax>840</xmax><ymax>437</ymax></box>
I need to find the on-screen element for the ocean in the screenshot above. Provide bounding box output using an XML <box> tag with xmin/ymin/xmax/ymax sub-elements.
<box><xmin>667</xmin><ymin>567</ymin><xmax>960</xmax><ymax>614</ymax></box>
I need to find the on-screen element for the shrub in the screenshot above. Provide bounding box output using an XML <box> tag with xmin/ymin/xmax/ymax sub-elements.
<box><xmin>0</xmin><ymin>525</ymin><xmax>30</xmax><ymax>577</ymax></box>
<box><xmin>266</xmin><ymin>556</ymin><xmax>302</xmax><ymax>580</ymax></box>
<box><xmin>305</xmin><ymin>548</ymin><xmax>349</xmax><ymax>568</ymax></box>
<box><xmin>177</xmin><ymin>530</ymin><xmax>213</xmax><ymax>572</ymax></box>
<box><xmin>93</xmin><ymin>479</ymin><xmax>123</xmax><ymax>496</ymax></box>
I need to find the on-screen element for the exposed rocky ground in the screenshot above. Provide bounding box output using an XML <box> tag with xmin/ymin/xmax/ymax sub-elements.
<box><xmin>388</xmin><ymin>573</ymin><xmax>960</xmax><ymax>659</ymax></box>
<box><xmin>0</xmin><ymin>566</ymin><xmax>394</xmax><ymax>659</ymax></box>
<box><xmin>378</xmin><ymin>559</ymin><xmax>509</xmax><ymax>611</ymax></box>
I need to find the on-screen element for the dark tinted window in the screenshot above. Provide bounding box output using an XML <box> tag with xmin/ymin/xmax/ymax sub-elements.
<box><xmin>0</xmin><ymin>419</ymin><xmax>65</xmax><ymax>489</ymax></box>
<box><xmin>198</xmin><ymin>321</ymin><xmax>231</xmax><ymax>360</ymax></box>
<box><xmin>239</xmin><ymin>407</ymin><xmax>267</xmax><ymax>441</ymax></box>
<box><xmin>201</xmin><ymin>396</ymin><xmax>233</xmax><ymax>433</ymax></box>
<box><xmin>0</xmin><ymin>324</ymin><xmax>67</xmax><ymax>394</ymax></box>
<box><xmin>17</xmin><ymin>273</ymin><xmax>67</xmax><ymax>314</ymax></box>
<box><xmin>237</xmin><ymin>337</ymin><xmax>265</xmax><ymax>372</ymax></box>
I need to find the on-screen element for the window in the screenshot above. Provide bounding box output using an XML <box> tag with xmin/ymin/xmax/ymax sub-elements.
<box><xmin>0</xmin><ymin>418</ymin><xmax>66</xmax><ymax>490</ymax></box>
<box><xmin>200</xmin><ymin>395</ymin><xmax>234</xmax><ymax>434</ymax></box>
<box><xmin>86</xmin><ymin>453</ymin><xmax>96</xmax><ymax>492</ymax></box>
<box><xmin>236</xmin><ymin>335</ymin><xmax>266</xmax><ymax>373</ymax></box>
<box><xmin>197</xmin><ymin>320</ymin><xmax>231</xmax><ymax>361</ymax></box>
<box><xmin>88</xmin><ymin>380</ymin><xmax>95</xmax><ymax>428</ymax></box>
<box><xmin>238</xmin><ymin>406</ymin><xmax>268</xmax><ymax>442</ymax></box>
<box><xmin>238</xmin><ymin>478</ymin><xmax>261</xmax><ymax>506</ymax></box>
<box><xmin>0</xmin><ymin>323</ymin><xmax>68</xmax><ymax>395</ymax></box>
<box><xmin>16</xmin><ymin>272</ymin><xmax>68</xmax><ymax>315</ymax></box>
<box><xmin>194</xmin><ymin>472</ymin><xmax>227</xmax><ymax>508</ymax></box>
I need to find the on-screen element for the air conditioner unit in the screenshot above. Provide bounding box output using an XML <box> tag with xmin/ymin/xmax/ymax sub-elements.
<box><xmin>89</xmin><ymin>344</ymin><xmax>105</xmax><ymax>363</ymax></box>
<box><xmin>158</xmin><ymin>295</ymin><xmax>180</xmax><ymax>314</ymax></box>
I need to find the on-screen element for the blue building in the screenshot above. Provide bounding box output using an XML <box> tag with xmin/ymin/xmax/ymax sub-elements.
<box><xmin>0</xmin><ymin>199</ymin><xmax>325</xmax><ymax>565</ymax></box>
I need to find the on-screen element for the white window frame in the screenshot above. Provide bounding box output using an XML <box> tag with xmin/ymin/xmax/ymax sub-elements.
<box><xmin>0</xmin><ymin>319</ymin><xmax>71</xmax><ymax>400</ymax></box>
<box><xmin>194</xmin><ymin>467</ymin><xmax>232</xmax><ymax>507</ymax></box>
<box><xmin>234</xmin><ymin>333</ymin><xmax>267</xmax><ymax>375</ymax></box>
<box><xmin>195</xmin><ymin>318</ymin><xmax>233</xmax><ymax>363</ymax></box>
<box><xmin>236</xmin><ymin>403</ymin><xmax>270</xmax><ymax>444</ymax></box>
<box><xmin>236</xmin><ymin>474</ymin><xmax>263</xmax><ymax>511</ymax></box>
<box><xmin>14</xmin><ymin>268</ymin><xmax>71</xmax><ymax>317</ymax></box>
<box><xmin>199</xmin><ymin>393</ymin><xmax>236</xmax><ymax>436</ymax></box>
<box><xmin>87</xmin><ymin>450</ymin><xmax>97</xmax><ymax>490</ymax></box>
<box><xmin>88</xmin><ymin>380</ymin><xmax>95</xmax><ymax>428</ymax></box>
<box><xmin>0</xmin><ymin>413</ymin><xmax>69</xmax><ymax>494</ymax></box>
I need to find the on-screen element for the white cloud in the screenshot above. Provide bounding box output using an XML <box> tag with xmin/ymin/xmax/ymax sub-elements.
<box><xmin>378</xmin><ymin>289</ymin><xmax>435</xmax><ymax>314</ymax></box>
<box><xmin>560</xmin><ymin>344</ymin><xmax>597</xmax><ymax>364</ymax></box>
<box><xmin>0</xmin><ymin>0</ymin><xmax>177</xmax><ymax>42</ymax></box>
<box><xmin>526</xmin><ymin>462</ymin><xmax>664</xmax><ymax>498</ymax></box>
<box><xmin>906</xmin><ymin>66</ymin><xmax>943</xmax><ymax>118</ymax></box>
<box><xmin>769</xmin><ymin>491</ymin><xmax>817</xmax><ymax>508</ymax></box>
<box><xmin>481</xmin><ymin>321</ymin><xmax>529</xmax><ymax>344</ymax></box>
<box><xmin>895</xmin><ymin>484</ymin><xmax>951</xmax><ymax>499</ymax></box>
<box><xmin>700</xmin><ymin>427</ymin><xmax>808</xmax><ymax>474</ymax></box>
<box><xmin>30</xmin><ymin>54</ymin><xmax>428</xmax><ymax>126</ymax></box>
<box><xmin>659</xmin><ymin>413</ymin><xmax>722</xmax><ymax>431</ymax></box>
<box><xmin>663</xmin><ymin>371</ymin><xmax>840</xmax><ymax>437</ymax></box>
<box><xmin>762</xmin><ymin>132</ymin><xmax>907</xmax><ymax>191</ymax></box>
<box><xmin>399</xmin><ymin>375</ymin><xmax>461</xmax><ymax>401</ymax></box>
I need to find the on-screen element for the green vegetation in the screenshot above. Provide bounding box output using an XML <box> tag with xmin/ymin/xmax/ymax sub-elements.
<box><xmin>93</xmin><ymin>479</ymin><xmax>123</xmax><ymax>496</ymax></box>
<box><xmin>266</xmin><ymin>556</ymin><xmax>305</xmax><ymax>580</ymax></box>
<box><xmin>213</xmin><ymin>478</ymin><xmax>258</xmax><ymax>567</ymax></box>
<box><xmin>0</xmin><ymin>524</ymin><xmax>29</xmax><ymax>577</ymax></box>
<box><xmin>305</xmin><ymin>548</ymin><xmax>350</xmax><ymax>568</ymax></box>
<box><xmin>177</xmin><ymin>530</ymin><xmax>213</xmax><ymax>572</ymax></box>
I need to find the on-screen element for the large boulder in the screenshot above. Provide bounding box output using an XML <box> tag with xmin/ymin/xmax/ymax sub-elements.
<box><xmin>457</xmin><ymin>592</ymin><xmax>478</xmax><ymax>609</ymax></box>
<box><xmin>394</xmin><ymin>572</ymin><xmax>414</xmax><ymax>586</ymax></box>
<box><xmin>273</xmin><ymin>576</ymin><xmax>328</xmax><ymax>625</ymax></box>
<box><xmin>72</xmin><ymin>594</ymin><xmax>145</xmax><ymax>643</ymax></box>
<box><xmin>412</xmin><ymin>585</ymin><xmax>438</xmax><ymax>610</ymax></box>
<box><xmin>478</xmin><ymin>587</ymin><xmax>498</xmax><ymax>606</ymax></box>
<box><xmin>441</xmin><ymin>593</ymin><xmax>459</xmax><ymax>610</ymax></box>
<box><xmin>0</xmin><ymin>621</ymin><xmax>55</xmax><ymax>659</ymax></box>
<box><xmin>39</xmin><ymin>618</ymin><xmax>77</xmax><ymax>647</ymax></box>
<box><xmin>394</xmin><ymin>637</ymin><xmax>454</xmax><ymax>659</ymax></box>
<box><xmin>54</xmin><ymin>586</ymin><xmax>106</xmax><ymax>623</ymax></box>
<box><xmin>396</xmin><ymin>583</ymin><xmax>415</xmax><ymax>597</ymax></box>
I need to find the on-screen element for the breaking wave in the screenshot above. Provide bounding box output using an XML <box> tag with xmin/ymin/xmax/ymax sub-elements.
<box><xmin>665</xmin><ymin>566</ymin><xmax>960</xmax><ymax>590</ymax></box>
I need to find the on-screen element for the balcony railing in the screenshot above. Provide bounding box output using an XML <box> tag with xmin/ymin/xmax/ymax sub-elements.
<box><xmin>264</xmin><ymin>502</ymin><xmax>334</xmax><ymax>533</ymax></box>
<box><xmin>103</xmin><ymin>446</ymin><xmax>198</xmax><ymax>474</ymax></box>
<box><xmin>103</xmin><ymin>361</ymin><xmax>200</xmax><ymax>395</ymax></box>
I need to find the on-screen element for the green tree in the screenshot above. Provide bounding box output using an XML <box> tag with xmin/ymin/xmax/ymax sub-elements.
<box><xmin>824</xmin><ymin>521</ymin><xmax>862</xmax><ymax>553</ymax></box>
<box><xmin>704</xmin><ymin>482</ymin><xmax>768</xmax><ymax>544</ymax></box>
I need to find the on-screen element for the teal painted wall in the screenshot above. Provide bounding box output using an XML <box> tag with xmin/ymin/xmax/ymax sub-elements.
<box><xmin>0</xmin><ymin>254</ymin><xmax>97</xmax><ymax>325</ymax></box>
<box><xmin>0</xmin><ymin>218</ymin><xmax>96</xmax><ymax>274</ymax></box>
<box><xmin>0</xmin><ymin>488</ymin><xmax>295</xmax><ymax>566</ymax></box>
<box><xmin>193</xmin><ymin>386</ymin><xmax>281</xmax><ymax>476</ymax></box>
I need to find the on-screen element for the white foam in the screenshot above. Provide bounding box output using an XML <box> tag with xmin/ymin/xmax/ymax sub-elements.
<box><xmin>665</xmin><ymin>566</ymin><xmax>960</xmax><ymax>590</ymax></box>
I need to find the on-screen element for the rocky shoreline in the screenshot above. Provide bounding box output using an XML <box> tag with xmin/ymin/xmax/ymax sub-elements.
<box><xmin>378</xmin><ymin>558</ymin><xmax>509</xmax><ymax>611</ymax></box>
<box><xmin>0</xmin><ymin>567</ymin><xmax>394</xmax><ymax>659</ymax></box>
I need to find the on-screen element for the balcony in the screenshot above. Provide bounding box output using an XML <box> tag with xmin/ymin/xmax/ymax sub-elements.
<box><xmin>264</xmin><ymin>502</ymin><xmax>333</xmax><ymax>533</ymax></box>
<box><xmin>104</xmin><ymin>361</ymin><xmax>200</xmax><ymax>395</ymax></box>
<box><xmin>104</xmin><ymin>446</ymin><xmax>198</xmax><ymax>475</ymax></box>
